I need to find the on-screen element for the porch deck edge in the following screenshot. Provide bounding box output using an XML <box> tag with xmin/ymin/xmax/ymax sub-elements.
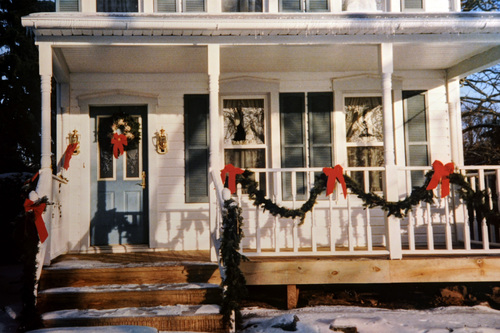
<box><xmin>240</xmin><ymin>256</ymin><xmax>500</xmax><ymax>285</ymax></box>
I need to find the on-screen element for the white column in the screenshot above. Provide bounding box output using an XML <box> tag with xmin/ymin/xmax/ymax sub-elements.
<box><xmin>380</xmin><ymin>43</ymin><xmax>396</xmax><ymax>167</ymax></box>
<box><xmin>208</xmin><ymin>44</ymin><xmax>221</xmax><ymax>262</ymax></box>
<box><xmin>446</xmin><ymin>76</ymin><xmax>462</xmax><ymax>166</ymax></box>
<box><xmin>38</xmin><ymin>43</ymin><xmax>53</xmax><ymax>196</ymax></box>
<box><xmin>37</xmin><ymin>42</ymin><xmax>53</xmax><ymax>267</ymax></box>
<box><xmin>379</xmin><ymin>43</ymin><xmax>402</xmax><ymax>259</ymax></box>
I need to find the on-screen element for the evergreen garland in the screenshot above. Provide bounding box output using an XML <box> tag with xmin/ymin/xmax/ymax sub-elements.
<box><xmin>235</xmin><ymin>169</ymin><xmax>499</xmax><ymax>225</ymax></box>
<box><xmin>219</xmin><ymin>197</ymin><xmax>248</xmax><ymax>330</ymax></box>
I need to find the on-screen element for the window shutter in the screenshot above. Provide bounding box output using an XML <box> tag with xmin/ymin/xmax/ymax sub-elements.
<box><xmin>281</xmin><ymin>0</ymin><xmax>301</xmax><ymax>11</ymax></box>
<box><xmin>280</xmin><ymin>93</ymin><xmax>307</xmax><ymax>199</ymax></box>
<box><xmin>308</xmin><ymin>92</ymin><xmax>333</xmax><ymax>167</ymax></box>
<box><xmin>404</xmin><ymin>0</ymin><xmax>423</xmax><ymax>9</ymax></box>
<box><xmin>58</xmin><ymin>0</ymin><xmax>79</xmax><ymax>11</ymax></box>
<box><xmin>404</xmin><ymin>91</ymin><xmax>427</xmax><ymax>142</ymax></box>
<box><xmin>308</xmin><ymin>0</ymin><xmax>328</xmax><ymax>11</ymax></box>
<box><xmin>185</xmin><ymin>95</ymin><xmax>209</xmax><ymax>203</ymax></box>
<box><xmin>157</xmin><ymin>0</ymin><xmax>176</xmax><ymax>12</ymax></box>
<box><xmin>185</xmin><ymin>0</ymin><xmax>205</xmax><ymax>11</ymax></box>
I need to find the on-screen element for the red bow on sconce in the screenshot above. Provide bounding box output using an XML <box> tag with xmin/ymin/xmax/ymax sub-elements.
<box><xmin>23</xmin><ymin>199</ymin><xmax>48</xmax><ymax>243</ymax></box>
<box><xmin>426</xmin><ymin>160</ymin><xmax>455</xmax><ymax>198</ymax></box>
<box><xmin>323</xmin><ymin>165</ymin><xmax>348</xmax><ymax>199</ymax></box>
<box><xmin>111</xmin><ymin>133</ymin><xmax>128</xmax><ymax>158</ymax></box>
<box><xmin>62</xmin><ymin>143</ymin><xmax>78</xmax><ymax>170</ymax></box>
<box><xmin>220</xmin><ymin>164</ymin><xmax>244</xmax><ymax>194</ymax></box>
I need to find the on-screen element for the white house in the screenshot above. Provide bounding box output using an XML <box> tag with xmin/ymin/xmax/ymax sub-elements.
<box><xmin>22</xmin><ymin>0</ymin><xmax>500</xmax><ymax>266</ymax></box>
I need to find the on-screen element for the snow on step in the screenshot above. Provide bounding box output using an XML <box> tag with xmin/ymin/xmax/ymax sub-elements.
<box><xmin>27</xmin><ymin>325</ymin><xmax>158</xmax><ymax>333</ymax></box>
<box><xmin>39</xmin><ymin>283</ymin><xmax>221</xmax><ymax>294</ymax></box>
<box><xmin>46</xmin><ymin>260</ymin><xmax>217</xmax><ymax>270</ymax></box>
<box><xmin>42</xmin><ymin>305</ymin><xmax>221</xmax><ymax>320</ymax></box>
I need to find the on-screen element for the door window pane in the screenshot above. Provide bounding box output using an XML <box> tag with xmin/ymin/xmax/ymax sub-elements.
<box><xmin>97</xmin><ymin>0</ymin><xmax>138</xmax><ymax>12</ymax></box>
<box><xmin>97</xmin><ymin>116</ymin><xmax>115</xmax><ymax>179</ymax></box>
<box><xmin>223</xmin><ymin>0</ymin><xmax>263</xmax><ymax>12</ymax></box>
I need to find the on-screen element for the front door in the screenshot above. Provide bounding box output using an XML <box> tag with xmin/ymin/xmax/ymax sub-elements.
<box><xmin>90</xmin><ymin>106</ymin><xmax>148</xmax><ymax>246</ymax></box>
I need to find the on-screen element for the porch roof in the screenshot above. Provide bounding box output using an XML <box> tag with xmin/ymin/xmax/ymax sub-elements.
<box><xmin>22</xmin><ymin>12</ymin><xmax>500</xmax><ymax>79</ymax></box>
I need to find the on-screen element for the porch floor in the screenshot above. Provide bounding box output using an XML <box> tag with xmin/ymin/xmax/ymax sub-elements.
<box><xmin>49</xmin><ymin>250</ymin><xmax>500</xmax><ymax>286</ymax></box>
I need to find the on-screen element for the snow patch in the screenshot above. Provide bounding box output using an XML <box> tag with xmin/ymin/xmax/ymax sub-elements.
<box><xmin>40</xmin><ymin>283</ymin><xmax>220</xmax><ymax>294</ymax></box>
<box><xmin>42</xmin><ymin>304</ymin><xmax>221</xmax><ymax>321</ymax></box>
<box><xmin>240</xmin><ymin>305</ymin><xmax>500</xmax><ymax>333</ymax></box>
<box><xmin>46</xmin><ymin>259</ymin><xmax>216</xmax><ymax>270</ymax></box>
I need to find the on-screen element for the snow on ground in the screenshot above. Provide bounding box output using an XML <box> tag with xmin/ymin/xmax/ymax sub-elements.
<box><xmin>240</xmin><ymin>305</ymin><xmax>500</xmax><ymax>333</ymax></box>
<box><xmin>3</xmin><ymin>304</ymin><xmax>500</xmax><ymax>333</ymax></box>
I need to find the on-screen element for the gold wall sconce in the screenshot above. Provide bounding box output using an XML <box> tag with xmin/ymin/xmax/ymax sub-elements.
<box><xmin>68</xmin><ymin>129</ymin><xmax>80</xmax><ymax>155</ymax></box>
<box><xmin>154</xmin><ymin>128</ymin><xmax>168</xmax><ymax>154</ymax></box>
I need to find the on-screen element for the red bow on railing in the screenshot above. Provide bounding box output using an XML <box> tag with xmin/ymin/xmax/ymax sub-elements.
<box><xmin>220</xmin><ymin>164</ymin><xmax>244</xmax><ymax>194</ymax></box>
<box><xmin>62</xmin><ymin>143</ymin><xmax>78</xmax><ymax>170</ymax></box>
<box><xmin>23</xmin><ymin>199</ymin><xmax>48</xmax><ymax>244</ymax></box>
<box><xmin>111</xmin><ymin>133</ymin><xmax>128</xmax><ymax>158</ymax></box>
<box><xmin>426</xmin><ymin>160</ymin><xmax>455</xmax><ymax>198</ymax></box>
<box><xmin>323</xmin><ymin>165</ymin><xmax>347</xmax><ymax>199</ymax></box>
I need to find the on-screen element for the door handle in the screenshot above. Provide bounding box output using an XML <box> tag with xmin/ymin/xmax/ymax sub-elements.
<box><xmin>137</xmin><ymin>171</ymin><xmax>146</xmax><ymax>189</ymax></box>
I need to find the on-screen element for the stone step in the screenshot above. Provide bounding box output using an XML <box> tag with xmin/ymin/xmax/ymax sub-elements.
<box><xmin>39</xmin><ymin>263</ymin><xmax>222</xmax><ymax>290</ymax></box>
<box><xmin>41</xmin><ymin>305</ymin><xmax>226</xmax><ymax>332</ymax></box>
<box><xmin>37</xmin><ymin>283</ymin><xmax>223</xmax><ymax>313</ymax></box>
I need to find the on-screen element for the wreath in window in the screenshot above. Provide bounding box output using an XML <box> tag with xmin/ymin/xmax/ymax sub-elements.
<box><xmin>98</xmin><ymin>112</ymin><xmax>141</xmax><ymax>159</ymax></box>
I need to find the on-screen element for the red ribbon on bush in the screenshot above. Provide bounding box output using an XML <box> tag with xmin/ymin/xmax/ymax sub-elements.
<box><xmin>323</xmin><ymin>165</ymin><xmax>348</xmax><ymax>198</ymax></box>
<box><xmin>426</xmin><ymin>160</ymin><xmax>455</xmax><ymax>198</ymax></box>
<box><xmin>111</xmin><ymin>133</ymin><xmax>128</xmax><ymax>158</ymax></box>
<box><xmin>23</xmin><ymin>199</ymin><xmax>48</xmax><ymax>243</ymax></box>
<box><xmin>221</xmin><ymin>164</ymin><xmax>244</xmax><ymax>194</ymax></box>
<box><xmin>62</xmin><ymin>143</ymin><xmax>78</xmax><ymax>170</ymax></box>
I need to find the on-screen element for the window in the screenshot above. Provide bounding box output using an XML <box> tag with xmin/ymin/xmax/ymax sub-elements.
<box><xmin>280</xmin><ymin>92</ymin><xmax>333</xmax><ymax>199</ymax></box>
<box><xmin>97</xmin><ymin>0</ymin><xmax>138</xmax><ymax>12</ymax></box>
<box><xmin>345</xmin><ymin>96</ymin><xmax>384</xmax><ymax>192</ymax></box>
<box><xmin>223</xmin><ymin>0</ymin><xmax>263</xmax><ymax>12</ymax></box>
<box><xmin>402</xmin><ymin>0</ymin><xmax>424</xmax><ymax>10</ymax></box>
<box><xmin>157</xmin><ymin>0</ymin><xmax>176</xmax><ymax>12</ymax></box>
<box><xmin>185</xmin><ymin>0</ymin><xmax>206</xmax><ymax>11</ymax></box>
<box><xmin>185</xmin><ymin>95</ymin><xmax>209</xmax><ymax>203</ymax></box>
<box><xmin>58</xmin><ymin>0</ymin><xmax>79</xmax><ymax>11</ymax></box>
<box><xmin>403</xmin><ymin>91</ymin><xmax>429</xmax><ymax>187</ymax></box>
<box><xmin>280</xmin><ymin>0</ymin><xmax>329</xmax><ymax>12</ymax></box>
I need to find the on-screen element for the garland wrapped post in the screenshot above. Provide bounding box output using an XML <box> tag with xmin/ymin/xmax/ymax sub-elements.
<box><xmin>219</xmin><ymin>194</ymin><xmax>248</xmax><ymax>330</ymax></box>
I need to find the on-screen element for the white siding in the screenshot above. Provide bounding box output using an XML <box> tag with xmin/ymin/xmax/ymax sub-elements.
<box><xmin>59</xmin><ymin>69</ymin><xmax>456</xmax><ymax>252</ymax></box>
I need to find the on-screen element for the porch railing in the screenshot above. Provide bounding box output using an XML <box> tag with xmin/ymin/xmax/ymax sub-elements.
<box><xmin>210</xmin><ymin>165</ymin><xmax>500</xmax><ymax>259</ymax></box>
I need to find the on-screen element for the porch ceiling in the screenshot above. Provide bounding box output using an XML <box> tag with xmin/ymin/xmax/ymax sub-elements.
<box><xmin>56</xmin><ymin>42</ymin><xmax>497</xmax><ymax>75</ymax></box>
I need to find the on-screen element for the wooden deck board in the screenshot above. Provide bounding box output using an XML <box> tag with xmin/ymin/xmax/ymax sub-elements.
<box><xmin>49</xmin><ymin>250</ymin><xmax>500</xmax><ymax>286</ymax></box>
